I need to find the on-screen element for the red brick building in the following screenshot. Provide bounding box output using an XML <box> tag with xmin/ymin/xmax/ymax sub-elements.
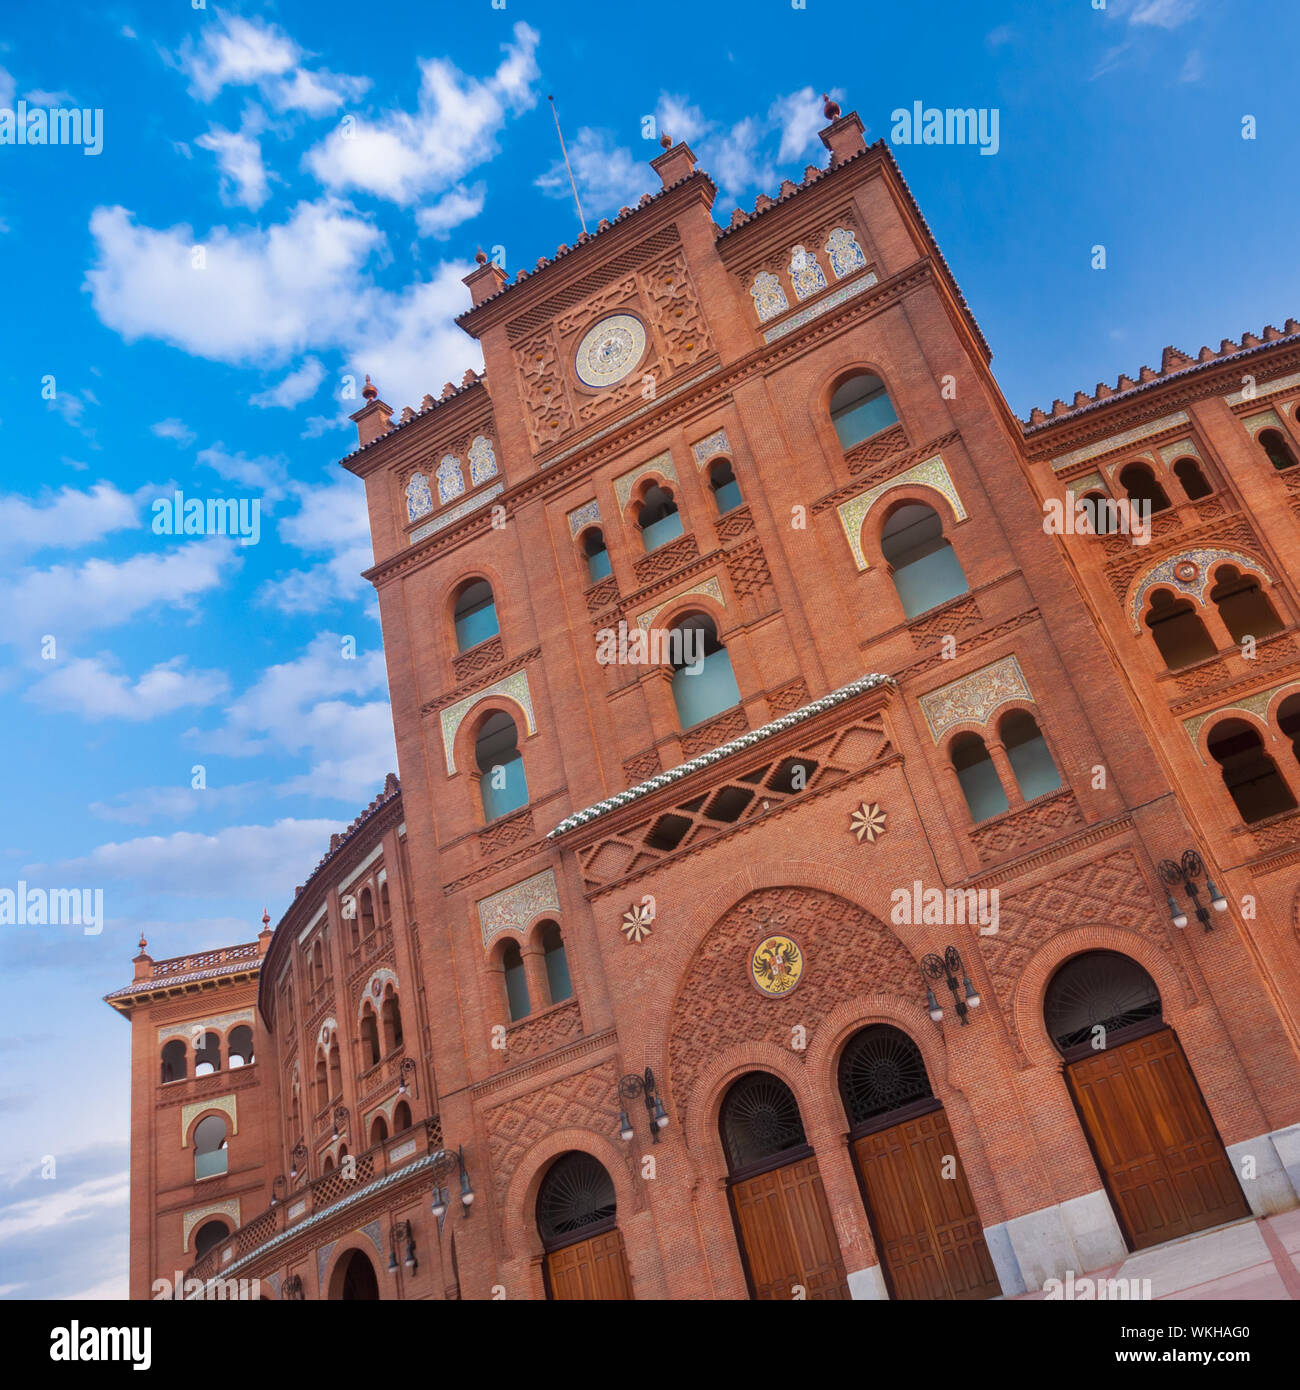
<box><xmin>109</xmin><ymin>104</ymin><xmax>1300</xmax><ymax>1301</ymax></box>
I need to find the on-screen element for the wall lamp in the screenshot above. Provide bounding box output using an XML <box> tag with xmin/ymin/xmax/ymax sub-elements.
<box><xmin>430</xmin><ymin>1146</ymin><xmax>474</xmax><ymax>1230</ymax></box>
<box><xmin>271</xmin><ymin>1175</ymin><xmax>287</xmax><ymax>1205</ymax></box>
<box><xmin>397</xmin><ymin>1057</ymin><xmax>418</xmax><ymax>1097</ymax></box>
<box><xmin>283</xmin><ymin>1274</ymin><xmax>304</xmax><ymax>1301</ymax></box>
<box><xmin>289</xmin><ymin>1142</ymin><xmax>309</xmax><ymax>1182</ymax></box>
<box><xmin>617</xmin><ymin>1068</ymin><xmax>669</xmax><ymax>1143</ymax></box>
<box><xmin>387</xmin><ymin>1220</ymin><xmax>417</xmax><ymax>1275</ymax></box>
<box><xmin>332</xmin><ymin>1105</ymin><xmax>350</xmax><ymax>1141</ymax></box>
<box><xmin>921</xmin><ymin>946</ymin><xmax>981</xmax><ymax>1026</ymax></box>
<box><xmin>1159</xmin><ymin>849</ymin><xmax>1227</xmax><ymax>932</ymax></box>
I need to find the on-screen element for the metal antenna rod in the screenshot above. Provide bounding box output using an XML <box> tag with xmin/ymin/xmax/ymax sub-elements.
<box><xmin>547</xmin><ymin>93</ymin><xmax>588</xmax><ymax>236</ymax></box>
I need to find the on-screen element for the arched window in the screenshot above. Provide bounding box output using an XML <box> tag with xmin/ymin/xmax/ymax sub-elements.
<box><xmin>348</xmin><ymin>910</ymin><xmax>359</xmax><ymax>952</ymax></box>
<box><xmin>708</xmin><ymin>458</ymin><xmax>743</xmax><ymax>514</ymax></box>
<box><xmin>837</xmin><ymin>1025</ymin><xmax>933</xmax><ymax>1127</ymax></box>
<box><xmin>1278</xmin><ymin>694</ymin><xmax>1300</xmax><ymax>769</ymax></box>
<box><xmin>314</xmin><ymin>1052</ymin><xmax>329</xmax><ymax>1110</ymax></box>
<box><xmin>193</xmin><ymin>1115</ymin><xmax>228</xmax><ymax>1180</ymax></box>
<box><xmin>668</xmin><ymin>613</ymin><xmax>741</xmax><ymax>729</ymax></box>
<box><xmin>999</xmin><ymin>710</ymin><xmax>1062</xmax><ymax>801</ymax></box>
<box><xmin>637</xmin><ymin>484</ymin><xmax>683</xmax><ymax>552</ymax></box>
<box><xmin>1259</xmin><ymin>428</ymin><xmax>1299</xmax><ymax>472</ymax></box>
<box><xmin>1119</xmin><ymin>462</ymin><xmax>1172</xmax><ymax>514</ymax></box>
<box><xmin>719</xmin><ymin>1072</ymin><xmax>808</xmax><ymax>1174</ymax></box>
<box><xmin>194</xmin><ymin>1031</ymin><xmax>221</xmax><ymax>1076</ymax></box>
<box><xmin>1209</xmin><ymin>565</ymin><xmax>1283</xmax><ymax>644</ymax></box>
<box><xmin>951</xmin><ymin>733</ymin><xmax>1009</xmax><ymax>823</ymax></box>
<box><xmin>328</xmin><ymin>1042</ymin><xmax>342</xmax><ymax>1099</ymax></box>
<box><xmin>1079</xmin><ymin>491</ymin><xmax>1116</xmax><ymax>535</ymax></box>
<box><xmin>582</xmin><ymin>528</ymin><xmax>611</xmax><ymax>583</ymax></box>
<box><xmin>381</xmin><ymin>988</ymin><xmax>404</xmax><ymax>1052</ymax></box>
<box><xmin>1207</xmin><ymin>718</ymin><xmax>1298</xmax><ymax>823</ymax></box>
<box><xmin>193</xmin><ymin>1219</ymin><xmax>230</xmax><ymax>1260</ymax></box>
<box><xmin>360</xmin><ymin>1005</ymin><xmax>381</xmax><ymax>1068</ymax></box>
<box><xmin>536</xmin><ymin>1151</ymin><xmax>617</xmax><ymax>1248</ymax></box>
<box><xmin>1144</xmin><ymin>589</ymin><xmax>1218</xmax><ymax>669</ymax></box>
<box><xmin>322</xmin><ymin>1153</ymin><xmax>335</xmax><ymax>1174</ymax></box>
<box><xmin>453</xmin><ymin>578</ymin><xmax>499</xmax><ymax>651</ymax></box>
<box><xmin>829</xmin><ymin>372</ymin><xmax>899</xmax><ymax>450</ymax></box>
<box><xmin>379</xmin><ymin>879</ymin><xmax>391</xmax><ymax>923</ymax></box>
<box><xmin>359</xmin><ymin>887</ymin><xmax>376</xmax><ymax>938</ymax></box>
<box><xmin>160</xmin><ymin>1040</ymin><xmax>187</xmax><ymax>1084</ymax></box>
<box><xmin>502</xmin><ymin>938</ymin><xmax>530</xmax><ymax>1021</ymax></box>
<box><xmin>476</xmin><ymin>710</ymin><xmax>529</xmax><ymax>821</ymax></box>
<box><xmin>880</xmin><ymin>502</ymin><xmax>969</xmax><ymax>618</ymax></box>
<box><xmin>1172</xmin><ymin>457</ymin><xmax>1212</xmax><ymax>500</ymax></box>
<box><xmin>369</xmin><ymin>1115</ymin><xmax>389</xmax><ymax>1147</ymax></box>
<box><xmin>393</xmin><ymin>1099</ymin><xmax>412</xmax><ymax>1133</ymax></box>
<box><xmin>227</xmin><ymin>1025</ymin><xmax>254</xmax><ymax>1068</ymax></box>
<box><xmin>1044</xmin><ymin>950</ymin><xmax>1161</xmax><ymax>1053</ymax></box>
<box><xmin>290</xmin><ymin>1081</ymin><xmax>300</xmax><ymax>1133</ymax></box>
<box><xmin>310</xmin><ymin>942</ymin><xmax>324</xmax><ymax>991</ymax></box>
<box><xmin>539</xmin><ymin>920</ymin><xmax>572</xmax><ymax>1004</ymax></box>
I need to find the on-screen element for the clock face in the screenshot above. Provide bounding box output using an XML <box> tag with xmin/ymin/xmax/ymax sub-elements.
<box><xmin>574</xmin><ymin>313</ymin><xmax>647</xmax><ymax>388</ymax></box>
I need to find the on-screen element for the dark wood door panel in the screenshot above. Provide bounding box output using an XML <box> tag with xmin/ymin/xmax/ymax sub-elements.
<box><xmin>731</xmin><ymin>1156</ymin><xmax>849</xmax><ymax>1300</ymax></box>
<box><xmin>546</xmin><ymin>1228</ymin><xmax>632</xmax><ymax>1300</ymax></box>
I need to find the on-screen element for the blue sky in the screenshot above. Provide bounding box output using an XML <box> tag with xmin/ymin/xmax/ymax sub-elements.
<box><xmin>0</xmin><ymin>0</ymin><xmax>1294</xmax><ymax>1300</ymax></box>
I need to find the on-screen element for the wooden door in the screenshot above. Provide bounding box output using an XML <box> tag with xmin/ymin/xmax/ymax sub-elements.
<box><xmin>730</xmin><ymin>1155</ymin><xmax>849</xmax><ymax>1300</ymax></box>
<box><xmin>1066</xmin><ymin>1026</ymin><xmax>1248</xmax><ymax>1250</ymax></box>
<box><xmin>545</xmin><ymin>1228</ymin><xmax>633</xmax><ymax>1300</ymax></box>
<box><xmin>853</xmin><ymin>1106</ymin><xmax>1000</xmax><ymax>1301</ymax></box>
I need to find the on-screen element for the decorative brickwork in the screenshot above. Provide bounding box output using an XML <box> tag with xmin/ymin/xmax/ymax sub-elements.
<box><xmin>633</xmin><ymin>532</ymin><xmax>700</xmax><ymax>585</ymax></box>
<box><xmin>969</xmin><ymin>790</ymin><xmax>1086</xmax><ymax>864</ymax></box>
<box><xmin>452</xmin><ymin>636</ymin><xmax>504</xmax><ymax>683</ymax></box>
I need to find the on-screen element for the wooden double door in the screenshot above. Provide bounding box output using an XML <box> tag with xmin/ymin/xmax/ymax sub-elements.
<box><xmin>730</xmin><ymin>1153</ymin><xmax>849</xmax><ymax>1299</ymax></box>
<box><xmin>1065</xmin><ymin>1026</ymin><xmax>1248</xmax><ymax>1250</ymax></box>
<box><xmin>852</xmin><ymin>1103</ymin><xmax>1000</xmax><ymax>1301</ymax></box>
<box><xmin>544</xmin><ymin>1227</ymin><xmax>633</xmax><ymax>1300</ymax></box>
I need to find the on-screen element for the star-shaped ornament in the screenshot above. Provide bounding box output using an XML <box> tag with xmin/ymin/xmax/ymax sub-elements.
<box><xmin>850</xmin><ymin>802</ymin><xmax>887</xmax><ymax>843</ymax></box>
<box><xmin>621</xmin><ymin>903</ymin><xmax>654</xmax><ymax>943</ymax></box>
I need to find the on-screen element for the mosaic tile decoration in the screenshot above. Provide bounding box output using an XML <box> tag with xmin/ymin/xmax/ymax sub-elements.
<box><xmin>1129</xmin><ymin>548</ymin><xmax>1276</xmax><ymax>632</ymax></box>
<box><xmin>441</xmin><ymin>669</ymin><xmax>535</xmax><ymax>773</ymax></box>
<box><xmin>1242</xmin><ymin>408</ymin><xmax>1284</xmax><ymax>436</ymax></box>
<box><xmin>614</xmin><ymin>450</ymin><xmax>678</xmax><ymax>512</ymax></box>
<box><xmin>691</xmin><ymin>428</ymin><xmax>731</xmax><ymax>468</ymax></box>
<box><xmin>356</xmin><ymin>966</ymin><xmax>399</xmax><ymax>1019</ymax></box>
<box><xmin>920</xmin><ymin>655</ymin><xmax>1033</xmax><ymax>743</ymax></box>
<box><xmin>1050</xmin><ymin>412</ymin><xmax>1189</xmax><ymax>472</ymax></box>
<box><xmin>789</xmin><ymin>245</ymin><xmax>828</xmax><ymax>301</ymax></box>
<box><xmin>410</xmin><ymin>481</ymin><xmax>503</xmax><ymax>544</ymax></box>
<box><xmin>477</xmin><ymin>867</ymin><xmax>560</xmax><ymax>947</ymax></box>
<box><xmin>637</xmin><ymin>575</ymin><xmax>727</xmax><ymax>631</ymax></box>
<box><xmin>750</xmin><ymin>270</ymin><xmax>789</xmax><ymax>322</ymax></box>
<box><xmin>317</xmin><ymin>1243</ymin><xmax>335</xmax><ymax>1287</ymax></box>
<box><xmin>567</xmin><ymin>498</ymin><xmax>601</xmax><ymax>536</ymax></box>
<box><xmin>317</xmin><ymin>1017</ymin><xmax>338</xmax><ymax>1050</ymax></box>
<box><xmin>181</xmin><ymin>1093</ymin><xmax>238</xmax><ymax>1146</ymax></box>
<box><xmin>1224</xmin><ymin>370</ymin><xmax>1300</xmax><ymax>407</ymax></box>
<box><xmin>1158</xmin><ymin>439</ymin><xmax>1203</xmax><ymax>465</ymax></box>
<box><xmin>1183</xmin><ymin>677</ymin><xmax>1300</xmax><ymax>747</ymax></box>
<box><xmin>468</xmin><ymin>435</ymin><xmax>499</xmax><ymax>486</ymax></box>
<box><xmin>158</xmin><ymin>1007</ymin><xmax>253</xmax><ymax>1044</ymax></box>
<box><xmin>388</xmin><ymin>1138</ymin><xmax>418</xmax><ymax>1164</ymax></box>
<box><xmin>436</xmin><ymin>454</ymin><xmax>465</xmax><ymax>505</ymax></box>
<box><xmin>826</xmin><ymin>227</ymin><xmax>867</xmax><ymax>278</ymax></box>
<box><xmin>1071</xmin><ymin>472</ymin><xmax>1107</xmax><ymax>494</ymax></box>
<box><xmin>360</xmin><ymin>1220</ymin><xmax>383</xmax><ymax>1258</ymax></box>
<box><xmin>183</xmin><ymin>1199</ymin><xmax>241</xmax><ymax>1252</ymax></box>
<box><xmin>836</xmin><ymin>454</ymin><xmax>967</xmax><ymax>571</ymax></box>
<box><xmin>763</xmin><ymin>271</ymin><xmax>879</xmax><ymax>343</ymax></box>
<box><xmin>266</xmin><ymin>1272</ymin><xmax>281</xmax><ymax>1296</ymax></box>
<box><xmin>404</xmin><ymin>472</ymin><xmax>433</xmax><ymax>522</ymax></box>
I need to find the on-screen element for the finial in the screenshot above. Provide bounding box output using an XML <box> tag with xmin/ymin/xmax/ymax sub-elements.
<box><xmin>361</xmin><ymin>374</ymin><xmax>378</xmax><ymax>401</ymax></box>
<box><xmin>474</xmin><ymin>246</ymin><xmax>488</xmax><ymax>265</ymax></box>
<box><xmin>262</xmin><ymin>909</ymin><xmax>270</xmax><ymax>927</ymax></box>
<box><xmin>823</xmin><ymin>92</ymin><xmax>841</xmax><ymax>121</ymax></box>
<box><xmin>137</xmin><ymin>932</ymin><xmax>147</xmax><ymax>953</ymax></box>
<box><xmin>659</xmin><ymin>130</ymin><xmax>672</xmax><ymax>149</ymax></box>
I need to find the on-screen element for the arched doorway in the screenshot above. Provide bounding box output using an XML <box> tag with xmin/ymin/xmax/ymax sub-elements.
<box><xmin>536</xmin><ymin>1151</ymin><xmax>632</xmax><ymax>1300</ymax></box>
<box><xmin>839</xmin><ymin>1026</ymin><xmax>1000</xmax><ymax>1300</ymax></box>
<box><xmin>335</xmin><ymin>1249</ymin><xmax>380</xmax><ymax>1300</ymax></box>
<box><xmin>1046</xmin><ymin>951</ymin><xmax>1248</xmax><ymax>1250</ymax></box>
<box><xmin>720</xmin><ymin>1072</ymin><xmax>848</xmax><ymax>1300</ymax></box>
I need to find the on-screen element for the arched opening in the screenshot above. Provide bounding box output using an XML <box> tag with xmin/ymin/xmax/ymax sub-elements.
<box><xmin>1119</xmin><ymin>462</ymin><xmax>1172</xmax><ymax>514</ymax></box>
<box><xmin>1144</xmin><ymin>588</ymin><xmax>1218</xmax><ymax>669</ymax></box>
<box><xmin>1044</xmin><ymin>951</ymin><xmax>1246</xmax><ymax>1249</ymax></box>
<box><xmin>636</xmin><ymin>484</ymin><xmax>683</xmax><ymax>552</ymax></box>
<box><xmin>581</xmin><ymin>527</ymin><xmax>611</xmax><ymax>583</ymax></box>
<box><xmin>1277</xmin><ymin>693</ymin><xmax>1300</xmax><ymax>768</ymax></box>
<box><xmin>999</xmin><ymin>710</ymin><xmax>1062</xmax><ymax>801</ymax></box>
<box><xmin>332</xmin><ymin>1249</ymin><xmax>380</xmax><ymax>1301</ymax></box>
<box><xmin>1172</xmin><ymin>456</ymin><xmax>1212</xmax><ymax>500</ymax></box>
<box><xmin>290</xmin><ymin>1081</ymin><xmax>300</xmax><ymax>1134</ymax></box>
<box><xmin>880</xmin><ymin>502</ymin><xmax>969</xmax><ymax>618</ymax></box>
<box><xmin>314</xmin><ymin>1052</ymin><xmax>329</xmax><ymax>1111</ymax></box>
<box><xmin>193</xmin><ymin>1031</ymin><xmax>221</xmax><ymax>1076</ymax></box>
<box><xmin>193</xmin><ymin>1115</ymin><xmax>228</xmax><ymax>1180</ymax></box>
<box><xmin>1207</xmin><ymin>717</ymin><xmax>1298</xmax><ymax>822</ymax></box>
<box><xmin>719</xmin><ymin>1072</ymin><xmax>848</xmax><ymax>1300</ymax></box>
<box><xmin>379</xmin><ymin>879</ymin><xmax>391</xmax><ymax>923</ymax></box>
<box><xmin>838</xmin><ymin>1026</ymin><xmax>998</xmax><ymax>1300</ymax></box>
<box><xmin>539</xmin><ymin>920</ymin><xmax>572</xmax><ymax>1004</ymax></box>
<box><xmin>322</xmin><ymin>1153</ymin><xmax>335</xmax><ymax>1173</ymax></box>
<box><xmin>475</xmin><ymin>710</ymin><xmax>529</xmax><ymax>821</ymax></box>
<box><xmin>1209</xmin><ymin>565</ymin><xmax>1284</xmax><ymax>644</ymax></box>
<box><xmin>392</xmin><ymin>1099</ymin><xmax>412</xmax><ymax>1133</ymax></box>
<box><xmin>193</xmin><ymin>1219</ymin><xmax>230</xmax><ymax>1261</ymax></box>
<box><xmin>501</xmin><ymin>938</ymin><xmax>530</xmax><ymax>1021</ymax></box>
<box><xmin>369</xmin><ymin>1115</ymin><xmax>389</xmax><ymax>1148</ymax></box>
<box><xmin>328</xmin><ymin>1042</ymin><xmax>342</xmax><ymax>1100</ymax></box>
<box><xmin>360</xmin><ymin>1005</ymin><xmax>381</xmax><ymax>1068</ymax></box>
<box><xmin>453</xmin><ymin>578</ymin><xmax>499</xmax><ymax>652</ymax></box>
<box><xmin>950</xmin><ymin>733</ymin><xmax>1009</xmax><ymax>823</ymax></box>
<box><xmin>381</xmin><ymin>989</ymin><xmax>403</xmax><ymax>1052</ymax></box>
<box><xmin>160</xmin><ymin>1039</ymin><xmax>187</xmax><ymax>1084</ymax></box>
<box><xmin>829</xmin><ymin>372</ymin><xmax>899</xmax><ymax>450</ymax></box>
<box><xmin>536</xmin><ymin>1151</ymin><xmax>631</xmax><ymax>1300</ymax></box>
<box><xmin>708</xmin><ymin>458</ymin><xmax>743</xmax><ymax>514</ymax></box>
<box><xmin>227</xmin><ymin>1025</ymin><xmax>254</xmax><ymax>1068</ymax></box>
<box><xmin>1079</xmin><ymin>491</ymin><xmax>1116</xmax><ymax>535</ymax></box>
<box><xmin>359</xmin><ymin>887</ymin><xmax>376</xmax><ymax>938</ymax></box>
<box><xmin>668</xmin><ymin>613</ymin><xmax>741</xmax><ymax>729</ymax></box>
<box><xmin>1259</xmin><ymin>428</ymin><xmax>1299</xmax><ymax>472</ymax></box>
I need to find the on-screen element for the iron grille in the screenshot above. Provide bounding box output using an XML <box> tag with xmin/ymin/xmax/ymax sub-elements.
<box><xmin>719</xmin><ymin>1072</ymin><xmax>807</xmax><ymax>1173</ymax></box>
<box><xmin>838</xmin><ymin>1025</ymin><xmax>932</xmax><ymax>1125</ymax></box>
<box><xmin>536</xmin><ymin>1151</ymin><xmax>617</xmax><ymax>1243</ymax></box>
<box><xmin>1044</xmin><ymin>950</ymin><xmax>1162</xmax><ymax>1051</ymax></box>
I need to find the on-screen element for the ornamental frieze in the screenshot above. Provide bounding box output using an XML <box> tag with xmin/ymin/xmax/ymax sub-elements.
<box><xmin>919</xmin><ymin>654</ymin><xmax>1033</xmax><ymax>743</ymax></box>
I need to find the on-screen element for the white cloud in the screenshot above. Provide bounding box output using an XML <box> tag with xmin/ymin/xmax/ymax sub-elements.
<box><xmin>195</xmin><ymin>443</ymin><xmax>290</xmax><ymax>499</ymax></box>
<box><xmin>196</xmin><ymin>109</ymin><xmax>270</xmax><ymax>209</ymax></box>
<box><xmin>178</xmin><ymin>13</ymin><xmax>299</xmax><ymax>101</ymax></box>
<box><xmin>655</xmin><ymin>92</ymin><xmax>709</xmax><ymax>145</ymax></box>
<box><xmin>303</xmin><ymin>22</ymin><xmax>539</xmax><ymax>205</ymax></box>
<box><xmin>249</xmin><ymin>357</ymin><xmax>325</xmax><ymax>409</ymax></box>
<box><xmin>150</xmin><ymin>418</ymin><xmax>195</xmax><ymax>447</ymax></box>
<box><xmin>769</xmin><ymin>88</ymin><xmax>826</xmax><ymax>165</ymax></box>
<box><xmin>536</xmin><ymin>127</ymin><xmax>647</xmax><ymax>215</ymax></box>
<box><xmin>24</xmin><ymin>88</ymin><xmax>74</xmax><ymax>106</ymax></box>
<box><xmin>270</xmin><ymin>66</ymin><xmax>370</xmax><ymax>116</ymax></box>
<box><xmin>1129</xmin><ymin>0</ymin><xmax>1198</xmax><ymax>27</ymax></box>
<box><xmin>258</xmin><ymin>477</ymin><xmax>373</xmax><ymax>613</ymax></box>
<box><xmin>0</xmin><ymin>68</ymin><xmax>15</xmax><ymax>109</ymax></box>
<box><xmin>299</xmin><ymin>413</ymin><xmax>351</xmax><ymax>439</ymax></box>
<box><xmin>415</xmin><ymin>183</ymin><xmax>485</xmax><ymax>239</ymax></box>
<box><xmin>27</xmin><ymin>655</ymin><xmax>229</xmax><ymax>721</ymax></box>
<box><xmin>1179</xmin><ymin>49</ymin><xmax>1204</xmax><ymax>82</ymax></box>
<box><xmin>90</xmin><ymin>783</ymin><xmax>261</xmax><ymax>825</ymax></box>
<box><xmin>0</xmin><ymin>482</ymin><xmax>140</xmax><ymax>558</ymax></box>
<box><xmin>706</xmin><ymin>117</ymin><xmax>772</xmax><ymax>198</ymax></box>
<box><xmin>0</xmin><ymin>1172</ymin><xmax>129</xmax><ymax>1244</ymax></box>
